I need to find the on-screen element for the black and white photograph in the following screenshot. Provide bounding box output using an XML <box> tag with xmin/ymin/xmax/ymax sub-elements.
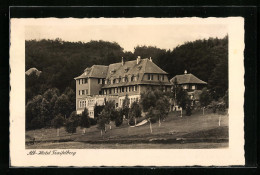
<box><xmin>10</xmin><ymin>17</ymin><xmax>244</xmax><ymax>166</ymax></box>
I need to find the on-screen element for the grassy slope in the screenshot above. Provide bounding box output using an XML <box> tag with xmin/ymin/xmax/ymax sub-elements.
<box><xmin>26</xmin><ymin>110</ymin><xmax>228</xmax><ymax>148</ymax></box>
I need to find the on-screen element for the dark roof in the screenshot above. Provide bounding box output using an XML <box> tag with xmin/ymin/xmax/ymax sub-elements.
<box><xmin>170</xmin><ymin>73</ymin><xmax>207</xmax><ymax>85</ymax></box>
<box><xmin>75</xmin><ymin>58</ymin><xmax>168</xmax><ymax>83</ymax></box>
<box><xmin>74</xmin><ymin>65</ymin><xmax>108</xmax><ymax>79</ymax></box>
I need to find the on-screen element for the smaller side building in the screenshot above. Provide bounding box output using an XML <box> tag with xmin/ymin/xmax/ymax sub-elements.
<box><xmin>170</xmin><ymin>70</ymin><xmax>207</xmax><ymax>109</ymax></box>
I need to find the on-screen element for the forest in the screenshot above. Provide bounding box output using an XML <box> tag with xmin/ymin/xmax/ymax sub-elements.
<box><xmin>25</xmin><ymin>36</ymin><xmax>228</xmax><ymax>130</ymax></box>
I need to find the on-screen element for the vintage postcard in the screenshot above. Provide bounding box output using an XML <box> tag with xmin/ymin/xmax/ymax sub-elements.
<box><xmin>10</xmin><ymin>17</ymin><xmax>244</xmax><ymax>166</ymax></box>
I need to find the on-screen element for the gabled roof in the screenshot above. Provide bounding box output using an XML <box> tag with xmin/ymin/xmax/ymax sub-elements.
<box><xmin>170</xmin><ymin>73</ymin><xmax>207</xmax><ymax>85</ymax></box>
<box><xmin>106</xmin><ymin>58</ymin><xmax>167</xmax><ymax>79</ymax></box>
<box><xmin>74</xmin><ymin>65</ymin><xmax>108</xmax><ymax>79</ymax></box>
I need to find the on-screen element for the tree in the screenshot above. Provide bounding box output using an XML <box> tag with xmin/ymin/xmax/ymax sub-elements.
<box><xmin>122</xmin><ymin>94</ymin><xmax>130</xmax><ymax>119</ymax></box>
<box><xmin>54</xmin><ymin>94</ymin><xmax>71</xmax><ymax>118</ymax></box>
<box><xmin>97</xmin><ymin>101</ymin><xmax>115</xmax><ymax>136</ymax></box>
<box><xmin>115</xmin><ymin>109</ymin><xmax>123</xmax><ymax>127</ymax></box>
<box><xmin>79</xmin><ymin>108</ymin><xmax>91</xmax><ymax>134</ymax></box>
<box><xmin>175</xmin><ymin>86</ymin><xmax>189</xmax><ymax>110</ymax></box>
<box><xmin>26</xmin><ymin>95</ymin><xmax>43</xmax><ymax>130</ymax></box>
<box><xmin>94</xmin><ymin>103</ymin><xmax>105</xmax><ymax>120</ymax></box>
<box><xmin>65</xmin><ymin>114</ymin><xmax>78</xmax><ymax>135</ymax></box>
<box><xmin>51</xmin><ymin>114</ymin><xmax>65</xmax><ymax>137</ymax></box>
<box><xmin>129</xmin><ymin>101</ymin><xmax>142</xmax><ymax>126</ymax></box>
<box><xmin>155</xmin><ymin>96</ymin><xmax>170</xmax><ymax>126</ymax></box>
<box><xmin>199</xmin><ymin>88</ymin><xmax>212</xmax><ymax>115</ymax></box>
<box><xmin>140</xmin><ymin>90</ymin><xmax>157</xmax><ymax>112</ymax></box>
<box><xmin>146</xmin><ymin>107</ymin><xmax>156</xmax><ymax>133</ymax></box>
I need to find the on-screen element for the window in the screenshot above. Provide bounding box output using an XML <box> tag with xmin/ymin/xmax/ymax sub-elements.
<box><xmin>113</xmin><ymin>79</ymin><xmax>116</xmax><ymax>84</ymax></box>
<box><xmin>79</xmin><ymin>90</ymin><xmax>81</xmax><ymax>95</ymax></box>
<box><xmin>126</xmin><ymin>87</ymin><xmax>128</xmax><ymax>92</ymax></box>
<box><xmin>102</xmin><ymin>79</ymin><xmax>105</xmax><ymax>84</ymax></box>
<box><xmin>82</xmin><ymin>90</ymin><xmax>85</xmax><ymax>95</ymax></box>
<box><xmin>85</xmin><ymin>78</ymin><xmax>88</xmax><ymax>83</ymax></box>
<box><xmin>131</xmin><ymin>76</ymin><xmax>134</xmax><ymax>82</ymax></box>
<box><xmin>122</xmin><ymin>87</ymin><xmax>124</xmax><ymax>92</ymax></box>
<box><xmin>98</xmin><ymin>79</ymin><xmax>101</xmax><ymax>84</ymax></box>
<box><xmin>183</xmin><ymin>85</ymin><xmax>188</xmax><ymax>89</ymax></box>
<box><xmin>81</xmin><ymin>79</ymin><xmax>84</xmax><ymax>84</ymax></box>
<box><xmin>192</xmin><ymin>85</ymin><xmax>196</xmax><ymax>90</ymax></box>
<box><xmin>79</xmin><ymin>101</ymin><xmax>82</xmax><ymax>107</ymax></box>
<box><xmin>128</xmin><ymin>86</ymin><xmax>131</xmax><ymax>92</ymax></box>
<box><xmin>86</xmin><ymin>89</ymin><xmax>88</xmax><ymax>95</ymax></box>
<box><xmin>161</xmin><ymin>75</ymin><xmax>164</xmax><ymax>81</ymax></box>
<box><xmin>78</xmin><ymin>80</ymin><xmax>81</xmax><ymax>85</ymax></box>
<box><xmin>158</xmin><ymin>75</ymin><xmax>160</xmax><ymax>80</ymax></box>
<box><xmin>134</xmin><ymin>85</ymin><xmax>136</xmax><ymax>91</ymax></box>
<box><xmin>109</xmin><ymin>89</ymin><xmax>111</xmax><ymax>94</ymax></box>
<box><xmin>148</xmin><ymin>74</ymin><xmax>153</xmax><ymax>80</ymax></box>
<box><xmin>118</xmin><ymin>77</ymin><xmax>121</xmax><ymax>83</ymax></box>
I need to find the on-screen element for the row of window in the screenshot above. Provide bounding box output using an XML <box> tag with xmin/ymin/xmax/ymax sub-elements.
<box><xmin>103</xmin><ymin>85</ymin><xmax>138</xmax><ymax>95</ymax></box>
<box><xmin>78</xmin><ymin>78</ymin><xmax>88</xmax><ymax>85</ymax></box>
<box><xmin>119</xmin><ymin>97</ymin><xmax>139</xmax><ymax>106</ymax></box>
<box><xmin>78</xmin><ymin>74</ymin><xmax>166</xmax><ymax>86</ymax></box>
<box><xmin>79</xmin><ymin>100</ymin><xmax>86</xmax><ymax>108</ymax></box>
<box><xmin>148</xmin><ymin>74</ymin><xmax>165</xmax><ymax>81</ymax></box>
<box><xmin>79</xmin><ymin>89</ymin><xmax>88</xmax><ymax>95</ymax></box>
<box><xmin>182</xmin><ymin>85</ymin><xmax>196</xmax><ymax>90</ymax></box>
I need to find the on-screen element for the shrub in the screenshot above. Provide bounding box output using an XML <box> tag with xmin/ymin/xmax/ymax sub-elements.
<box><xmin>65</xmin><ymin>117</ymin><xmax>78</xmax><ymax>134</ymax></box>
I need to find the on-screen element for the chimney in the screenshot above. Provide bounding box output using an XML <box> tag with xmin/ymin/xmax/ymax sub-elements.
<box><xmin>184</xmin><ymin>70</ymin><xmax>187</xmax><ymax>74</ymax></box>
<box><xmin>149</xmin><ymin>57</ymin><xmax>152</xmax><ymax>62</ymax></box>
<box><xmin>121</xmin><ymin>57</ymin><xmax>124</xmax><ymax>66</ymax></box>
<box><xmin>137</xmin><ymin>56</ymin><xmax>141</xmax><ymax>64</ymax></box>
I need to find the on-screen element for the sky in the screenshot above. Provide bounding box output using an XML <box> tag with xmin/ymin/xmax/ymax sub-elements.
<box><xmin>25</xmin><ymin>18</ymin><xmax>228</xmax><ymax>52</ymax></box>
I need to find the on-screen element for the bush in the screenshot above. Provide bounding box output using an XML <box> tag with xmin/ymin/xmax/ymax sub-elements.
<box><xmin>186</xmin><ymin>105</ymin><xmax>192</xmax><ymax>116</ymax></box>
<box><xmin>129</xmin><ymin>117</ymin><xmax>135</xmax><ymax>126</ymax></box>
<box><xmin>65</xmin><ymin>117</ymin><xmax>78</xmax><ymax>134</ymax></box>
<box><xmin>90</xmin><ymin>118</ymin><xmax>97</xmax><ymax>125</ymax></box>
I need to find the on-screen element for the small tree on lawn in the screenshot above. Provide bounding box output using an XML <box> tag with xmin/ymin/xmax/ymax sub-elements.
<box><xmin>129</xmin><ymin>101</ymin><xmax>142</xmax><ymax>126</ymax></box>
<box><xmin>79</xmin><ymin>108</ymin><xmax>91</xmax><ymax>135</ymax></box>
<box><xmin>65</xmin><ymin>114</ymin><xmax>78</xmax><ymax>135</ymax></box>
<box><xmin>52</xmin><ymin>114</ymin><xmax>65</xmax><ymax>137</ymax></box>
<box><xmin>155</xmin><ymin>95</ymin><xmax>170</xmax><ymax>126</ymax></box>
<box><xmin>122</xmin><ymin>94</ymin><xmax>130</xmax><ymax>119</ymax></box>
<box><xmin>114</xmin><ymin>109</ymin><xmax>123</xmax><ymax>127</ymax></box>
<box><xmin>97</xmin><ymin>110</ymin><xmax>109</xmax><ymax>137</ymax></box>
<box><xmin>199</xmin><ymin>87</ymin><xmax>212</xmax><ymax>115</ymax></box>
<box><xmin>146</xmin><ymin>107</ymin><xmax>156</xmax><ymax>134</ymax></box>
<box><xmin>97</xmin><ymin>100</ymin><xmax>115</xmax><ymax>136</ymax></box>
<box><xmin>176</xmin><ymin>86</ymin><xmax>189</xmax><ymax>110</ymax></box>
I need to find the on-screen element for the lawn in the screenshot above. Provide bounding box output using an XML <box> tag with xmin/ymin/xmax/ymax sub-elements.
<box><xmin>26</xmin><ymin>109</ymin><xmax>228</xmax><ymax>149</ymax></box>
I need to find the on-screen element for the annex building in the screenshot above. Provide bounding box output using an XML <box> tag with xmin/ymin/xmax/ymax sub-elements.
<box><xmin>74</xmin><ymin>56</ymin><xmax>172</xmax><ymax>118</ymax></box>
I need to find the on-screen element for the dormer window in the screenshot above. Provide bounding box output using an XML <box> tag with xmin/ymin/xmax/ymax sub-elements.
<box><xmin>161</xmin><ymin>75</ymin><xmax>164</xmax><ymax>81</ymax></box>
<box><xmin>131</xmin><ymin>76</ymin><xmax>134</xmax><ymax>82</ymax></box>
<box><xmin>124</xmin><ymin>67</ymin><xmax>130</xmax><ymax>73</ymax></box>
<box><xmin>111</xmin><ymin>69</ymin><xmax>116</xmax><ymax>74</ymax></box>
<box><xmin>148</xmin><ymin>74</ymin><xmax>153</xmax><ymax>80</ymax></box>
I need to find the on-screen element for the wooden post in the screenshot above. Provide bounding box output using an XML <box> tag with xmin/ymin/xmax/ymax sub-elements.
<box><xmin>149</xmin><ymin>120</ymin><xmax>153</xmax><ymax>134</ymax></box>
<box><xmin>57</xmin><ymin>128</ymin><xmax>60</xmax><ymax>137</ymax></box>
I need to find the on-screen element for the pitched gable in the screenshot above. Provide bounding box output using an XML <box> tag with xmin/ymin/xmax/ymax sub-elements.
<box><xmin>170</xmin><ymin>73</ymin><xmax>207</xmax><ymax>85</ymax></box>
